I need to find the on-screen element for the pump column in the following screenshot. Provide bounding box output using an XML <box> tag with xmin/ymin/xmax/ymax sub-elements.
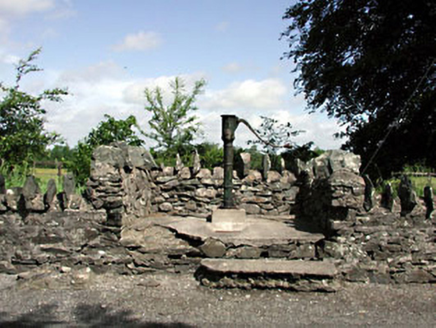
<box><xmin>221</xmin><ymin>115</ymin><xmax>239</xmax><ymax>209</ymax></box>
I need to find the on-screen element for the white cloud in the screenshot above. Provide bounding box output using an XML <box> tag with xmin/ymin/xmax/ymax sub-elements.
<box><xmin>112</xmin><ymin>31</ymin><xmax>163</xmax><ymax>52</ymax></box>
<box><xmin>0</xmin><ymin>49</ymin><xmax>20</xmax><ymax>65</ymax></box>
<box><xmin>0</xmin><ymin>0</ymin><xmax>55</xmax><ymax>16</ymax></box>
<box><xmin>201</xmin><ymin>79</ymin><xmax>287</xmax><ymax>110</ymax></box>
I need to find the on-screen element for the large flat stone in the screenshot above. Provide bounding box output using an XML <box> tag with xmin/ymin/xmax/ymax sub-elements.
<box><xmin>158</xmin><ymin>216</ymin><xmax>324</xmax><ymax>247</ymax></box>
<box><xmin>200</xmin><ymin>259</ymin><xmax>338</xmax><ymax>278</ymax></box>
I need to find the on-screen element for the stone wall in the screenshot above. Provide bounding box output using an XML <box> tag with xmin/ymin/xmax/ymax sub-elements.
<box><xmin>0</xmin><ymin>145</ymin><xmax>435</xmax><ymax>285</ymax></box>
<box><xmin>84</xmin><ymin>142</ymin><xmax>157</xmax><ymax>227</ymax></box>
<box><xmin>150</xmin><ymin>165</ymin><xmax>298</xmax><ymax>217</ymax></box>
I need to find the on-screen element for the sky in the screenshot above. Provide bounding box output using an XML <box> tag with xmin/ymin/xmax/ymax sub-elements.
<box><xmin>0</xmin><ymin>0</ymin><xmax>344</xmax><ymax>150</ymax></box>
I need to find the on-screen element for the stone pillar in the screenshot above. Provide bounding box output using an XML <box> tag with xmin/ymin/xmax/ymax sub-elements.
<box><xmin>398</xmin><ymin>175</ymin><xmax>417</xmax><ymax>216</ymax></box>
<box><xmin>424</xmin><ymin>186</ymin><xmax>434</xmax><ymax>219</ymax></box>
<box><xmin>381</xmin><ymin>183</ymin><xmax>394</xmax><ymax>212</ymax></box>
<box><xmin>363</xmin><ymin>175</ymin><xmax>374</xmax><ymax>212</ymax></box>
<box><xmin>0</xmin><ymin>174</ymin><xmax>5</xmax><ymax>194</ymax></box>
<box><xmin>262</xmin><ymin>154</ymin><xmax>271</xmax><ymax>180</ymax></box>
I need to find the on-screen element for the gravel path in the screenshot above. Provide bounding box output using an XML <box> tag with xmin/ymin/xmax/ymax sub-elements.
<box><xmin>0</xmin><ymin>272</ymin><xmax>435</xmax><ymax>327</ymax></box>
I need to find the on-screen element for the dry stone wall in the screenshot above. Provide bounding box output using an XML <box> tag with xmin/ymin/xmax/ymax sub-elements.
<box><xmin>0</xmin><ymin>145</ymin><xmax>435</xmax><ymax>285</ymax></box>
<box><xmin>150</xmin><ymin>165</ymin><xmax>299</xmax><ymax>217</ymax></box>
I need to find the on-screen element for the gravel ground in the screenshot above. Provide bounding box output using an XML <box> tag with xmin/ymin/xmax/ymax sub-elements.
<box><xmin>0</xmin><ymin>272</ymin><xmax>435</xmax><ymax>327</ymax></box>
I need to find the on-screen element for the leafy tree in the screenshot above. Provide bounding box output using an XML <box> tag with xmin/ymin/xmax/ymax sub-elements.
<box><xmin>66</xmin><ymin>114</ymin><xmax>144</xmax><ymax>185</ymax></box>
<box><xmin>247</xmin><ymin>115</ymin><xmax>304</xmax><ymax>155</ymax></box>
<box><xmin>196</xmin><ymin>142</ymin><xmax>223</xmax><ymax>169</ymax></box>
<box><xmin>282</xmin><ymin>0</ymin><xmax>436</xmax><ymax>177</ymax></box>
<box><xmin>0</xmin><ymin>48</ymin><xmax>67</xmax><ymax>169</ymax></box>
<box><xmin>144</xmin><ymin>77</ymin><xmax>206</xmax><ymax>164</ymax></box>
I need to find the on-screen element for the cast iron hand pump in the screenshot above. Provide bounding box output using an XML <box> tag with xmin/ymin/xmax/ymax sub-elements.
<box><xmin>221</xmin><ymin>115</ymin><xmax>292</xmax><ymax>209</ymax></box>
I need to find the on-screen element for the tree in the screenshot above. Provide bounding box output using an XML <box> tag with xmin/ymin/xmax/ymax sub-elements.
<box><xmin>66</xmin><ymin>114</ymin><xmax>144</xmax><ymax>185</ymax></box>
<box><xmin>247</xmin><ymin>115</ymin><xmax>304</xmax><ymax>155</ymax></box>
<box><xmin>0</xmin><ymin>48</ymin><xmax>67</xmax><ymax>168</ymax></box>
<box><xmin>282</xmin><ymin>0</ymin><xmax>436</xmax><ymax>177</ymax></box>
<box><xmin>144</xmin><ymin>77</ymin><xmax>206</xmax><ymax>163</ymax></box>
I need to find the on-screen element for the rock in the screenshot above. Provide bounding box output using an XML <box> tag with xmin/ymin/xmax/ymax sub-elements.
<box><xmin>267</xmin><ymin>171</ymin><xmax>282</xmax><ymax>183</ymax></box>
<box><xmin>159</xmin><ymin>202</ymin><xmax>173</xmax><ymax>212</ymax></box>
<box><xmin>363</xmin><ymin>175</ymin><xmax>375</xmax><ymax>211</ymax></box>
<box><xmin>63</xmin><ymin>174</ymin><xmax>76</xmax><ymax>199</ymax></box>
<box><xmin>240</xmin><ymin>203</ymin><xmax>261</xmax><ymax>215</ymax></box>
<box><xmin>243</xmin><ymin>170</ymin><xmax>262</xmax><ymax>184</ymax></box>
<box><xmin>193</xmin><ymin>151</ymin><xmax>201</xmax><ymax>175</ymax></box>
<box><xmin>398</xmin><ymin>175</ymin><xmax>417</xmax><ymax>215</ymax></box>
<box><xmin>230</xmin><ymin>246</ymin><xmax>261</xmax><ymax>259</ymax></box>
<box><xmin>126</xmin><ymin>146</ymin><xmax>157</xmax><ymax>169</ymax></box>
<box><xmin>381</xmin><ymin>183</ymin><xmax>394</xmax><ymax>211</ymax></box>
<box><xmin>93</xmin><ymin>145</ymin><xmax>125</xmax><ymax>168</ymax></box>
<box><xmin>236</xmin><ymin>152</ymin><xmax>251</xmax><ymax>178</ymax></box>
<box><xmin>199</xmin><ymin>238</ymin><xmax>227</xmax><ymax>258</ymax></box>
<box><xmin>44</xmin><ymin>179</ymin><xmax>57</xmax><ymax>208</ymax></box>
<box><xmin>176</xmin><ymin>154</ymin><xmax>184</xmax><ymax>172</ymax></box>
<box><xmin>196</xmin><ymin>168</ymin><xmax>212</xmax><ymax>179</ymax></box>
<box><xmin>262</xmin><ymin>154</ymin><xmax>271</xmax><ymax>180</ymax></box>
<box><xmin>213</xmin><ymin>167</ymin><xmax>224</xmax><ymax>179</ymax></box>
<box><xmin>424</xmin><ymin>186</ymin><xmax>434</xmax><ymax>219</ymax></box>
<box><xmin>0</xmin><ymin>174</ymin><xmax>5</xmax><ymax>194</ymax></box>
<box><xmin>22</xmin><ymin>176</ymin><xmax>41</xmax><ymax>199</ymax></box>
<box><xmin>162</xmin><ymin>166</ymin><xmax>174</xmax><ymax>176</ymax></box>
<box><xmin>178</xmin><ymin>167</ymin><xmax>191</xmax><ymax>180</ymax></box>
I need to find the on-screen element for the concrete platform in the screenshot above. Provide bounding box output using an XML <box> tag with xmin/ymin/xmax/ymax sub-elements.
<box><xmin>158</xmin><ymin>216</ymin><xmax>324</xmax><ymax>247</ymax></box>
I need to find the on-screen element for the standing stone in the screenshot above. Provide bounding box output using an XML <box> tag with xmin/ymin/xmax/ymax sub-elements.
<box><xmin>236</xmin><ymin>152</ymin><xmax>251</xmax><ymax>178</ymax></box>
<box><xmin>398</xmin><ymin>175</ymin><xmax>417</xmax><ymax>216</ymax></box>
<box><xmin>363</xmin><ymin>175</ymin><xmax>374</xmax><ymax>211</ymax></box>
<box><xmin>279</xmin><ymin>157</ymin><xmax>286</xmax><ymax>174</ymax></box>
<box><xmin>193</xmin><ymin>151</ymin><xmax>201</xmax><ymax>175</ymax></box>
<box><xmin>21</xmin><ymin>176</ymin><xmax>45</xmax><ymax>213</ymax></box>
<box><xmin>44</xmin><ymin>179</ymin><xmax>57</xmax><ymax>208</ymax></box>
<box><xmin>381</xmin><ymin>183</ymin><xmax>394</xmax><ymax>212</ymax></box>
<box><xmin>22</xmin><ymin>176</ymin><xmax>41</xmax><ymax>199</ymax></box>
<box><xmin>0</xmin><ymin>174</ymin><xmax>5</xmax><ymax>194</ymax></box>
<box><xmin>63</xmin><ymin>174</ymin><xmax>76</xmax><ymax>199</ymax></box>
<box><xmin>262</xmin><ymin>154</ymin><xmax>271</xmax><ymax>180</ymax></box>
<box><xmin>424</xmin><ymin>186</ymin><xmax>434</xmax><ymax>219</ymax></box>
<box><xmin>176</xmin><ymin>154</ymin><xmax>184</xmax><ymax>172</ymax></box>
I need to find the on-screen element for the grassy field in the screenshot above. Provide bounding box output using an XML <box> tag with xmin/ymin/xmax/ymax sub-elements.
<box><xmin>377</xmin><ymin>176</ymin><xmax>436</xmax><ymax>198</ymax></box>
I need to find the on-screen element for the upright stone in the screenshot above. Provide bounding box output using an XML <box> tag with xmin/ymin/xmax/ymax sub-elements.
<box><xmin>381</xmin><ymin>183</ymin><xmax>394</xmax><ymax>212</ymax></box>
<box><xmin>279</xmin><ymin>157</ymin><xmax>286</xmax><ymax>174</ymax></box>
<box><xmin>193</xmin><ymin>150</ymin><xmax>201</xmax><ymax>175</ymax></box>
<box><xmin>363</xmin><ymin>175</ymin><xmax>374</xmax><ymax>211</ymax></box>
<box><xmin>21</xmin><ymin>175</ymin><xmax>44</xmax><ymax>213</ymax></box>
<box><xmin>236</xmin><ymin>152</ymin><xmax>251</xmax><ymax>178</ymax></box>
<box><xmin>262</xmin><ymin>154</ymin><xmax>271</xmax><ymax>180</ymax></box>
<box><xmin>44</xmin><ymin>178</ymin><xmax>57</xmax><ymax>208</ymax></box>
<box><xmin>0</xmin><ymin>174</ymin><xmax>5</xmax><ymax>194</ymax></box>
<box><xmin>22</xmin><ymin>176</ymin><xmax>41</xmax><ymax>198</ymax></box>
<box><xmin>63</xmin><ymin>174</ymin><xmax>76</xmax><ymax>199</ymax></box>
<box><xmin>175</xmin><ymin>154</ymin><xmax>184</xmax><ymax>172</ymax></box>
<box><xmin>398</xmin><ymin>175</ymin><xmax>417</xmax><ymax>216</ymax></box>
<box><xmin>424</xmin><ymin>186</ymin><xmax>434</xmax><ymax>219</ymax></box>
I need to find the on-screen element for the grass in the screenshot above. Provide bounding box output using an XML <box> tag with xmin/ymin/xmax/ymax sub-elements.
<box><xmin>377</xmin><ymin>176</ymin><xmax>436</xmax><ymax>198</ymax></box>
<box><xmin>1</xmin><ymin>166</ymin><xmax>69</xmax><ymax>194</ymax></box>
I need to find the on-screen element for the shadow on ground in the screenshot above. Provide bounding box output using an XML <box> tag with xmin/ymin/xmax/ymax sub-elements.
<box><xmin>0</xmin><ymin>303</ymin><xmax>194</xmax><ymax>327</ymax></box>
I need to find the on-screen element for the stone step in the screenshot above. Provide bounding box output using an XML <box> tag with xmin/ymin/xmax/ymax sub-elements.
<box><xmin>196</xmin><ymin>259</ymin><xmax>339</xmax><ymax>292</ymax></box>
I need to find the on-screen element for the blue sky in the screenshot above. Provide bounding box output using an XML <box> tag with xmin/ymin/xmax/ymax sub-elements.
<box><xmin>0</xmin><ymin>0</ymin><xmax>343</xmax><ymax>149</ymax></box>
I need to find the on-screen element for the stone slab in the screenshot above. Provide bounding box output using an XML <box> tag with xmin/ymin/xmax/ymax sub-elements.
<box><xmin>200</xmin><ymin>259</ymin><xmax>337</xmax><ymax>277</ymax></box>
<box><xmin>158</xmin><ymin>216</ymin><xmax>324</xmax><ymax>247</ymax></box>
<box><xmin>211</xmin><ymin>208</ymin><xmax>247</xmax><ymax>232</ymax></box>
